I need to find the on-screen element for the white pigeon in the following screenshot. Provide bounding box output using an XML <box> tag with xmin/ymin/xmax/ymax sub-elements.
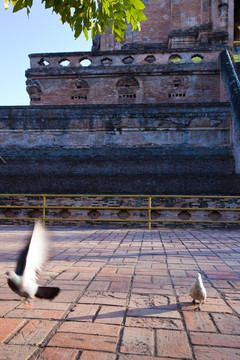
<box><xmin>5</xmin><ymin>221</ymin><xmax>60</xmax><ymax>306</ymax></box>
<box><xmin>189</xmin><ymin>272</ymin><xmax>206</xmax><ymax>311</ymax></box>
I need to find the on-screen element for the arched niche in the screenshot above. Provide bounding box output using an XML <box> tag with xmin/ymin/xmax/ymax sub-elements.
<box><xmin>116</xmin><ymin>76</ymin><xmax>139</xmax><ymax>103</ymax></box>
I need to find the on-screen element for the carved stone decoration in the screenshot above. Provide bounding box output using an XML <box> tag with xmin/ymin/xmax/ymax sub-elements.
<box><xmin>144</xmin><ymin>55</ymin><xmax>156</xmax><ymax>63</ymax></box>
<box><xmin>178</xmin><ymin>210</ymin><xmax>191</xmax><ymax>220</ymax></box>
<box><xmin>218</xmin><ymin>1</ymin><xmax>228</xmax><ymax>30</ymax></box>
<box><xmin>29</xmin><ymin>209</ymin><xmax>42</xmax><ymax>218</ymax></box>
<box><xmin>101</xmin><ymin>57</ymin><xmax>113</xmax><ymax>66</ymax></box>
<box><xmin>26</xmin><ymin>80</ymin><xmax>42</xmax><ymax>96</ymax></box>
<box><xmin>88</xmin><ymin>210</ymin><xmax>101</xmax><ymax>219</ymax></box>
<box><xmin>59</xmin><ymin>209</ymin><xmax>71</xmax><ymax>218</ymax></box>
<box><xmin>116</xmin><ymin>76</ymin><xmax>139</xmax><ymax>103</ymax></box>
<box><xmin>208</xmin><ymin>210</ymin><xmax>222</xmax><ymax>221</ymax></box>
<box><xmin>167</xmin><ymin>77</ymin><xmax>187</xmax><ymax>101</ymax></box>
<box><xmin>122</xmin><ymin>56</ymin><xmax>134</xmax><ymax>64</ymax></box>
<box><xmin>38</xmin><ymin>57</ymin><xmax>49</xmax><ymax>66</ymax></box>
<box><xmin>117</xmin><ymin>210</ymin><xmax>130</xmax><ymax>219</ymax></box>
<box><xmin>151</xmin><ymin>210</ymin><xmax>161</xmax><ymax>219</ymax></box>
<box><xmin>26</xmin><ymin>80</ymin><xmax>42</xmax><ymax>102</ymax></box>
<box><xmin>71</xmin><ymin>79</ymin><xmax>90</xmax><ymax>101</ymax></box>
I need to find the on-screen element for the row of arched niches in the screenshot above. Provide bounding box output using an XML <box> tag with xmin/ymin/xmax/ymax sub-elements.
<box><xmin>72</xmin><ymin>77</ymin><xmax>140</xmax><ymax>104</ymax></box>
<box><xmin>29</xmin><ymin>76</ymin><xmax>142</xmax><ymax>103</ymax></box>
<box><xmin>29</xmin><ymin>53</ymin><xmax>206</xmax><ymax>102</ymax></box>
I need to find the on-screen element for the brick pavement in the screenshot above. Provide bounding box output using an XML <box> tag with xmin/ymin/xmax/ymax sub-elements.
<box><xmin>0</xmin><ymin>227</ymin><xmax>240</xmax><ymax>359</ymax></box>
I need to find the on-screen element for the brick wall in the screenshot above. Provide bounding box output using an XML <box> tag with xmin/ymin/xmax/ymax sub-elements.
<box><xmin>0</xmin><ymin>194</ymin><xmax>239</xmax><ymax>228</ymax></box>
<box><xmin>100</xmin><ymin>0</ymin><xmax>234</xmax><ymax>51</ymax></box>
<box><xmin>26</xmin><ymin>50</ymin><xmax>224</xmax><ymax>106</ymax></box>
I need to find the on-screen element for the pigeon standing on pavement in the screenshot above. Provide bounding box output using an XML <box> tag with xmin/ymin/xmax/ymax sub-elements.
<box><xmin>5</xmin><ymin>221</ymin><xmax>60</xmax><ymax>306</ymax></box>
<box><xmin>189</xmin><ymin>272</ymin><xmax>207</xmax><ymax>311</ymax></box>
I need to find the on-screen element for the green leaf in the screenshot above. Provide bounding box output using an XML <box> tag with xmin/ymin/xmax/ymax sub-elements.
<box><xmin>5</xmin><ymin>0</ymin><xmax>147</xmax><ymax>41</ymax></box>
<box><xmin>137</xmin><ymin>12</ymin><xmax>147</xmax><ymax>22</ymax></box>
<box><xmin>83</xmin><ymin>25</ymin><xmax>89</xmax><ymax>39</ymax></box>
<box><xmin>128</xmin><ymin>0</ymin><xmax>145</xmax><ymax>10</ymax></box>
<box><xmin>74</xmin><ymin>17</ymin><xmax>82</xmax><ymax>38</ymax></box>
<box><xmin>13</xmin><ymin>0</ymin><xmax>25</xmax><ymax>12</ymax></box>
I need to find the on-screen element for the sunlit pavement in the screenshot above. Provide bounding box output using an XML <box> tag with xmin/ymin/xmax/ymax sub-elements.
<box><xmin>0</xmin><ymin>226</ymin><xmax>240</xmax><ymax>359</ymax></box>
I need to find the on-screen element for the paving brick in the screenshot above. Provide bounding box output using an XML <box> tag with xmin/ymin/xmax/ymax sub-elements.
<box><xmin>66</xmin><ymin>304</ymin><xmax>99</xmax><ymax>321</ymax></box>
<box><xmin>108</xmin><ymin>281</ymin><xmax>130</xmax><ymax>292</ymax></box>
<box><xmin>211</xmin><ymin>313</ymin><xmax>240</xmax><ymax>334</ymax></box>
<box><xmin>0</xmin><ymin>301</ymin><xmax>20</xmax><ymax>316</ymax></box>
<box><xmin>48</xmin><ymin>332</ymin><xmax>117</xmax><ymax>352</ymax></box>
<box><xmin>88</xmin><ymin>281</ymin><xmax>111</xmax><ymax>291</ymax></box>
<box><xmin>1</xmin><ymin>228</ymin><xmax>240</xmax><ymax>360</ymax></box>
<box><xmin>18</xmin><ymin>301</ymin><xmax>68</xmax><ymax>311</ymax></box>
<box><xmin>51</xmin><ymin>290</ymin><xmax>81</xmax><ymax>303</ymax></box>
<box><xmin>193</xmin><ymin>346</ymin><xmax>240</xmax><ymax>360</ymax></box>
<box><xmin>183</xmin><ymin>311</ymin><xmax>217</xmax><ymax>332</ymax></box>
<box><xmin>118</xmin><ymin>356</ymin><xmax>170</xmax><ymax>360</ymax></box>
<box><xmin>131</xmin><ymin>286</ymin><xmax>175</xmax><ymax>296</ymax></box>
<box><xmin>129</xmin><ymin>293</ymin><xmax>170</xmax><ymax>308</ymax></box>
<box><xmin>7</xmin><ymin>308</ymin><xmax>65</xmax><ymax>320</ymax></box>
<box><xmin>80</xmin><ymin>351</ymin><xmax>116</xmax><ymax>360</ymax></box>
<box><xmin>226</xmin><ymin>300</ymin><xmax>240</xmax><ymax>315</ymax></box>
<box><xmin>181</xmin><ymin>299</ymin><xmax>232</xmax><ymax>313</ymax></box>
<box><xmin>58</xmin><ymin>321</ymin><xmax>120</xmax><ymax>337</ymax></box>
<box><xmin>190</xmin><ymin>332</ymin><xmax>240</xmax><ymax>347</ymax></box>
<box><xmin>9</xmin><ymin>319</ymin><xmax>57</xmax><ymax>345</ymax></box>
<box><xmin>0</xmin><ymin>344</ymin><xmax>36</xmax><ymax>360</ymax></box>
<box><xmin>125</xmin><ymin>317</ymin><xmax>184</xmax><ymax>330</ymax></box>
<box><xmin>38</xmin><ymin>347</ymin><xmax>80</xmax><ymax>360</ymax></box>
<box><xmin>78</xmin><ymin>291</ymin><xmax>127</xmax><ymax>306</ymax></box>
<box><xmin>127</xmin><ymin>306</ymin><xmax>181</xmax><ymax>319</ymax></box>
<box><xmin>120</xmin><ymin>327</ymin><xmax>154</xmax><ymax>356</ymax></box>
<box><xmin>0</xmin><ymin>318</ymin><xmax>26</xmax><ymax>342</ymax></box>
<box><xmin>95</xmin><ymin>306</ymin><xmax>125</xmax><ymax>325</ymax></box>
<box><xmin>155</xmin><ymin>329</ymin><xmax>192</xmax><ymax>358</ymax></box>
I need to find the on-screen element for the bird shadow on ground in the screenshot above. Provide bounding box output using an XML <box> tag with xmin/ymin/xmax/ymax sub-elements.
<box><xmin>64</xmin><ymin>303</ymin><xmax>193</xmax><ymax>322</ymax></box>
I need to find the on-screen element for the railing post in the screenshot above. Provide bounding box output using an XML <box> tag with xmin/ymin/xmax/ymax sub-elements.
<box><xmin>148</xmin><ymin>196</ymin><xmax>152</xmax><ymax>230</ymax></box>
<box><xmin>42</xmin><ymin>195</ymin><xmax>46</xmax><ymax>227</ymax></box>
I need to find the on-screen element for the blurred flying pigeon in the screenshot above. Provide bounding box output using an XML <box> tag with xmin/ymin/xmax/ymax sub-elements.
<box><xmin>5</xmin><ymin>221</ymin><xmax>60</xmax><ymax>306</ymax></box>
<box><xmin>189</xmin><ymin>272</ymin><xmax>206</xmax><ymax>311</ymax></box>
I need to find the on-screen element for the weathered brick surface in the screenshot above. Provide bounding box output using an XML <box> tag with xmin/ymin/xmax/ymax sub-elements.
<box><xmin>0</xmin><ymin>344</ymin><xmax>37</xmax><ymax>360</ymax></box>
<box><xmin>9</xmin><ymin>320</ymin><xmax>58</xmax><ymax>345</ymax></box>
<box><xmin>0</xmin><ymin>228</ymin><xmax>240</xmax><ymax>359</ymax></box>
<box><xmin>48</xmin><ymin>332</ymin><xmax>117</xmax><ymax>352</ymax></box>
<box><xmin>38</xmin><ymin>347</ymin><xmax>80</xmax><ymax>360</ymax></box>
<box><xmin>155</xmin><ymin>329</ymin><xmax>192</xmax><ymax>358</ymax></box>
<box><xmin>0</xmin><ymin>318</ymin><xmax>26</xmax><ymax>343</ymax></box>
<box><xmin>183</xmin><ymin>311</ymin><xmax>217</xmax><ymax>332</ymax></box>
<box><xmin>193</xmin><ymin>346</ymin><xmax>240</xmax><ymax>360</ymax></box>
<box><xmin>120</xmin><ymin>327</ymin><xmax>154</xmax><ymax>355</ymax></box>
<box><xmin>80</xmin><ymin>351</ymin><xmax>116</xmax><ymax>360</ymax></box>
<box><xmin>190</xmin><ymin>332</ymin><xmax>240</xmax><ymax>347</ymax></box>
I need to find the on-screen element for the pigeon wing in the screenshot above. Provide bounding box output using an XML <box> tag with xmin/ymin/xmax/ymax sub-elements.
<box><xmin>22</xmin><ymin>221</ymin><xmax>49</xmax><ymax>284</ymax></box>
<box><xmin>15</xmin><ymin>241</ymin><xmax>30</xmax><ymax>276</ymax></box>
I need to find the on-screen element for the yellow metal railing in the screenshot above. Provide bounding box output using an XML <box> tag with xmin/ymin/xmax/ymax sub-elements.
<box><xmin>233</xmin><ymin>41</ymin><xmax>240</xmax><ymax>62</ymax></box>
<box><xmin>0</xmin><ymin>194</ymin><xmax>240</xmax><ymax>229</ymax></box>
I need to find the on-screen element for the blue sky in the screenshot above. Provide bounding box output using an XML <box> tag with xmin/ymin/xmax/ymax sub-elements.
<box><xmin>0</xmin><ymin>2</ymin><xmax>91</xmax><ymax>106</ymax></box>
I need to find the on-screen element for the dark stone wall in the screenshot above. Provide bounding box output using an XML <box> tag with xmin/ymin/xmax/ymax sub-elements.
<box><xmin>219</xmin><ymin>50</ymin><xmax>240</xmax><ymax>173</ymax></box>
<box><xmin>0</xmin><ymin>102</ymin><xmax>238</xmax><ymax>195</ymax></box>
<box><xmin>0</xmin><ymin>146</ymin><xmax>238</xmax><ymax>195</ymax></box>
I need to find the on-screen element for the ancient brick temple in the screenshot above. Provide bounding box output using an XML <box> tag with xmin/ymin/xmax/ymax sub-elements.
<box><xmin>27</xmin><ymin>1</ymin><xmax>234</xmax><ymax>106</ymax></box>
<box><xmin>0</xmin><ymin>0</ymin><xmax>240</xmax><ymax>196</ymax></box>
